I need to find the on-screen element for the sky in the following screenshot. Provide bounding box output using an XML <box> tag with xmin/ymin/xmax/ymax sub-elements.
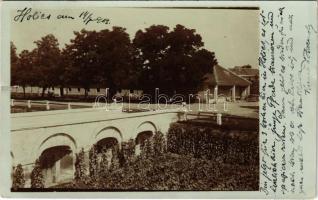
<box><xmin>11</xmin><ymin>7</ymin><xmax>259</xmax><ymax>68</ymax></box>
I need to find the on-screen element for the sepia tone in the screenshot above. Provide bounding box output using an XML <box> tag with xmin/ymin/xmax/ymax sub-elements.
<box><xmin>10</xmin><ymin>7</ymin><xmax>259</xmax><ymax>191</ymax></box>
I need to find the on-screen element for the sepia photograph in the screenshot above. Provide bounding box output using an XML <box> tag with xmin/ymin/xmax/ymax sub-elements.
<box><xmin>9</xmin><ymin>7</ymin><xmax>260</xmax><ymax>192</ymax></box>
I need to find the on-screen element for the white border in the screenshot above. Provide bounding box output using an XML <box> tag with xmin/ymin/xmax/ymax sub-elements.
<box><xmin>1</xmin><ymin>1</ymin><xmax>316</xmax><ymax>199</ymax></box>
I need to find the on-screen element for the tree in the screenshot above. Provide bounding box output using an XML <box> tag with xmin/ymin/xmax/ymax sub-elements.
<box><xmin>58</xmin><ymin>48</ymin><xmax>71</xmax><ymax>96</ymax></box>
<box><xmin>11</xmin><ymin>42</ymin><xmax>19</xmax><ymax>86</ymax></box>
<box><xmin>99</xmin><ymin>147</ymin><xmax>109</xmax><ymax>178</ymax></box>
<box><xmin>12</xmin><ymin>164</ymin><xmax>25</xmax><ymax>190</ymax></box>
<box><xmin>89</xmin><ymin>145</ymin><xmax>98</xmax><ymax>179</ymax></box>
<box><xmin>141</xmin><ymin>138</ymin><xmax>154</xmax><ymax>159</ymax></box>
<box><xmin>12</xmin><ymin>50</ymin><xmax>37</xmax><ymax>97</ymax></box>
<box><xmin>63</xmin><ymin>30</ymin><xmax>99</xmax><ymax>97</ymax></box>
<box><xmin>133</xmin><ymin>25</ymin><xmax>170</xmax><ymax>94</ymax></box>
<box><xmin>133</xmin><ymin>24</ymin><xmax>218</xmax><ymax>96</ymax></box>
<box><xmin>64</xmin><ymin>27</ymin><xmax>137</xmax><ymax>98</ymax></box>
<box><xmin>121</xmin><ymin>139</ymin><xmax>136</xmax><ymax>165</ymax></box>
<box><xmin>98</xmin><ymin>27</ymin><xmax>139</xmax><ymax>96</ymax></box>
<box><xmin>74</xmin><ymin>148</ymin><xmax>87</xmax><ymax>182</ymax></box>
<box><xmin>30</xmin><ymin>159</ymin><xmax>44</xmax><ymax>188</ymax></box>
<box><xmin>109</xmin><ymin>145</ymin><xmax>120</xmax><ymax>171</ymax></box>
<box><xmin>153</xmin><ymin>131</ymin><xmax>166</xmax><ymax>156</ymax></box>
<box><xmin>33</xmin><ymin>34</ymin><xmax>61</xmax><ymax>97</ymax></box>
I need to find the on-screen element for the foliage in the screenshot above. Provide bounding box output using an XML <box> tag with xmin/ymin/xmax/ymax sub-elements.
<box><xmin>99</xmin><ymin>147</ymin><xmax>109</xmax><ymax>178</ymax></box>
<box><xmin>12</xmin><ymin>24</ymin><xmax>218</xmax><ymax>98</ymax></box>
<box><xmin>167</xmin><ymin>122</ymin><xmax>259</xmax><ymax>165</ymax></box>
<box><xmin>11</xmin><ymin>42</ymin><xmax>19</xmax><ymax>86</ymax></box>
<box><xmin>30</xmin><ymin>159</ymin><xmax>44</xmax><ymax>188</ymax></box>
<box><xmin>74</xmin><ymin>148</ymin><xmax>87</xmax><ymax>182</ymax></box>
<box><xmin>65</xmin><ymin>153</ymin><xmax>258</xmax><ymax>191</ymax></box>
<box><xmin>89</xmin><ymin>145</ymin><xmax>98</xmax><ymax>180</ymax></box>
<box><xmin>140</xmin><ymin>138</ymin><xmax>154</xmax><ymax>159</ymax></box>
<box><xmin>109</xmin><ymin>145</ymin><xmax>120</xmax><ymax>171</ymax></box>
<box><xmin>153</xmin><ymin>131</ymin><xmax>166</xmax><ymax>156</ymax></box>
<box><xmin>63</xmin><ymin>27</ymin><xmax>138</xmax><ymax>97</ymax></box>
<box><xmin>33</xmin><ymin>34</ymin><xmax>62</xmax><ymax>95</ymax></box>
<box><xmin>11</xmin><ymin>35</ymin><xmax>61</xmax><ymax>97</ymax></box>
<box><xmin>121</xmin><ymin>139</ymin><xmax>136</xmax><ymax>165</ymax></box>
<box><xmin>11</xmin><ymin>48</ymin><xmax>37</xmax><ymax>97</ymax></box>
<box><xmin>53</xmin><ymin>122</ymin><xmax>258</xmax><ymax>191</ymax></box>
<box><xmin>50</xmin><ymin>120</ymin><xmax>258</xmax><ymax>191</ymax></box>
<box><xmin>133</xmin><ymin>24</ymin><xmax>218</xmax><ymax>95</ymax></box>
<box><xmin>12</xmin><ymin>164</ymin><xmax>25</xmax><ymax>190</ymax></box>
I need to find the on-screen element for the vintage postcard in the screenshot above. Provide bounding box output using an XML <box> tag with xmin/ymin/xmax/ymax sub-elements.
<box><xmin>0</xmin><ymin>1</ymin><xmax>317</xmax><ymax>199</ymax></box>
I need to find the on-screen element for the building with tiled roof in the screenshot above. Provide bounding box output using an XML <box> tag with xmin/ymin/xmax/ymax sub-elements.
<box><xmin>230</xmin><ymin>65</ymin><xmax>259</xmax><ymax>94</ymax></box>
<box><xmin>230</xmin><ymin>65</ymin><xmax>259</xmax><ymax>82</ymax></box>
<box><xmin>199</xmin><ymin>64</ymin><xmax>252</xmax><ymax>102</ymax></box>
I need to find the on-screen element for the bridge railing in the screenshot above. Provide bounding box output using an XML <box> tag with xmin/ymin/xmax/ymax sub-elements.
<box><xmin>11</xmin><ymin>99</ymin><xmax>187</xmax><ymax>114</ymax></box>
<box><xmin>11</xmin><ymin>99</ymin><xmax>91</xmax><ymax>111</ymax></box>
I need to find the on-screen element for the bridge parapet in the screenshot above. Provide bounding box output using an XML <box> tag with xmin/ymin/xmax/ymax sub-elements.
<box><xmin>11</xmin><ymin>108</ymin><xmax>181</xmax><ymax>168</ymax></box>
<box><xmin>11</xmin><ymin>107</ymin><xmax>181</xmax><ymax>131</ymax></box>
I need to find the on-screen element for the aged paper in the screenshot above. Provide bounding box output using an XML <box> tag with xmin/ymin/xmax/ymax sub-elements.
<box><xmin>259</xmin><ymin>3</ymin><xmax>317</xmax><ymax>198</ymax></box>
<box><xmin>0</xmin><ymin>1</ymin><xmax>317</xmax><ymax>199</ymax></box>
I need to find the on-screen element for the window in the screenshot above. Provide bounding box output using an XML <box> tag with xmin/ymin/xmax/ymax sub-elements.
<box><xmin>87</xmin><ymin>88</ymin><xmax>90</xmax><ymax>92</ymax></box>
<box><xmin>52</xmin><ymin>87</ymin><xmax>54</xmax><ymax>90</ymax></box>
<box><xmin>78</xmin><ymin>88</ymin><xmax>80</xmax><ymax>92</ymax></box>
<box><xmin>130</xmin><ymin>89</ymin><xmax>134</xmax><ymax>93</ymax></box>
<box><xmin>97</xmin><ymin>88</ymin><xmax>100</xmax><ymax>92</ymax></box>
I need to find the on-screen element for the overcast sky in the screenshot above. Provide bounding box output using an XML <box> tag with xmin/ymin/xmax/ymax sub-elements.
<box><xmin>11</xmin><ymin>7</ymin><xmax>259</xmax><ymax>68</ymax></box>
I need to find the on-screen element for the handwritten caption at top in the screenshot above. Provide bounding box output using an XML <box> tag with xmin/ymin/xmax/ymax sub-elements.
<box><xmin>13</xmin><ymin>7</ymin><xmax>110</xmax><ymax>25</ymax></box>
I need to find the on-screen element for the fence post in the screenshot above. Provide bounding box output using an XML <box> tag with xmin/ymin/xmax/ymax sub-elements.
<box><xmin>68</xmin><ymin>103</ymin><xmax>71</xmax><ymax>110</ymax></box>
<box><xmin>27</xmin><ymin>100</ymin><xmax>31</xmax><ymax>108</ymax></box>
<box><xmin>46</xmin><ymin>100</ymin><xmax>50</xmax><ymax>110</ymax></box>
<box><xmin>182</xmin><ymin>102</ymin><xmax>188</xmax><ymax>121</ymax></box>
<box><xmin>11</xmin><ymin>99</ymin><xmax>14</xmax><ymax>107</ymax></box>
<box><xmin>223</xmin><ymin>101</ymin><xmax>228</xmax><ymax>111</ymax></box>
<box><xmin>216</xmin><ymin>113</ymin><xmax>222</xmax><ymax>125</ymax></box>
<box><xmin>213</xmin><ymin>103</ymin><xmax>217</xmax><ymax>111</ymax></box>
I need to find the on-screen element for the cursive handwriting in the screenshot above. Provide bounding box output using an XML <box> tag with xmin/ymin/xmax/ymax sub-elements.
<box><xmin>259</xmin><ymin>6</ymin><xmax>316</xmax><ymax>197</ymax></box>
<box><xmin>13</xmin><ymin>7</ymin><xmax>110</xmax><ymax>26</ymax></box>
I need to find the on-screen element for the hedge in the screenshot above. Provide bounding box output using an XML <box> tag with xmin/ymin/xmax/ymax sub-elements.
<box><xmin>167</xmin><ymin>122</ymin><xmax>259</xmax><ymax>165</ymax></box>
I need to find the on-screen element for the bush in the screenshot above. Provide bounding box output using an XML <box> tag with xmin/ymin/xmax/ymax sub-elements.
<box><xmin>109</xmin><ymin>145</ymin><xmax>120</xmax><ymax>171</ymax></box>
<box><xmin>167</xmin><ymin>122</ymin><xmax>259</xmax><ymax>165</ymax></box>
<box><xmin>61</xmin><ymin>152</ymin><xmax>258</xmax><ymax>191</ymax></box>
<box><xmin>141</xmin><ymin>138</ymin><xmax>154</xmax><ymax>159</ymax></box>
<box><xmin>99</xmin><ymin>147</ymin><xmax>109</xmax><ymax>178</ymax></box>
<box><xmin>121</xmin><ymin>139</ymin><xmax>136</xmax><ymax>165</ymax></box>
<box><xmin>89</xmin><ymin>145</ymin><xmax>98</xmax><ymax>179</ymax></box>
<box><xmin>52</xmin><ymin>122</ymin><xmax>259</xmax><ymax>191</ymax></box>
<box><xmin>30</xmin><ymin>159</ymin><xmax>44</xmax><ymax>188</ymax></box>
<box><xmin>74</xmin><ymin>148</ymin><xmax>87</xmax><ymax>182</ymax></box>
<box><xmin>12</xmin><ymin>164</ymin><xmax>25</xmax><ymax>190</ymax></box>
<box><xmin>153</xmin><ymin>131</ymin><xmax>166</xmax><ymax>156</ymax></box>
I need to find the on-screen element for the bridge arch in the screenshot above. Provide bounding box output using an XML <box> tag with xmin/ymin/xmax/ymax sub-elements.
<box><xmin>37</xmin><ymin>133</ymin><xmax>77</xmax><ymax>159</ymax></box>
<box><xmin>134</xmin><ymin>121</ymin><xmax>157</xmax><ymax>155</ymax></box>
<box><xmin>135</xmin><ymin>121</ymin><xmax>157</xmax><ymax>135</ymax></box>
<box><xmin>94</xmin><ymin>126</ymin><xmax>123</xmax><ymax>152</ymax></box>
<box><xmin>36</xmin><ymin>133</ymin><xmax>77</xmax><ymax>186</ymax></box>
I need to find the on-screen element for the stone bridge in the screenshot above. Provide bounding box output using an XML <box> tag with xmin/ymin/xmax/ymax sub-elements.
<box><xmin>11</xmin><ymin>108</ymin><xmax>181</xmax><ymax>186</ymax></box>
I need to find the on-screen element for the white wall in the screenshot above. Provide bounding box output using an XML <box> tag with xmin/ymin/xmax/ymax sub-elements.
<box><xmin>11</xmin><ymin>109</ymin><xmax>179</xmax><ymax>166</ymax></box>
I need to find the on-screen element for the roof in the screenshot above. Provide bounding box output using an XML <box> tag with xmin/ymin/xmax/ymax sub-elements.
<box><xmin>203</xmin><ymin>64</ymin><xmax>251</xmax><ymax>87</ymax></box>
<box><xmin>230</xmin><ymin>66</ymin><xmax>259</xmax><ymax>77</ymax></box>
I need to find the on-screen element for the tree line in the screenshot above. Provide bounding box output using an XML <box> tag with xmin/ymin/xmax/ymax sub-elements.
<box><xmin>11</xmin><ymin>24</ymin><xmax>218</xmax><ymax>98</ymax></box>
